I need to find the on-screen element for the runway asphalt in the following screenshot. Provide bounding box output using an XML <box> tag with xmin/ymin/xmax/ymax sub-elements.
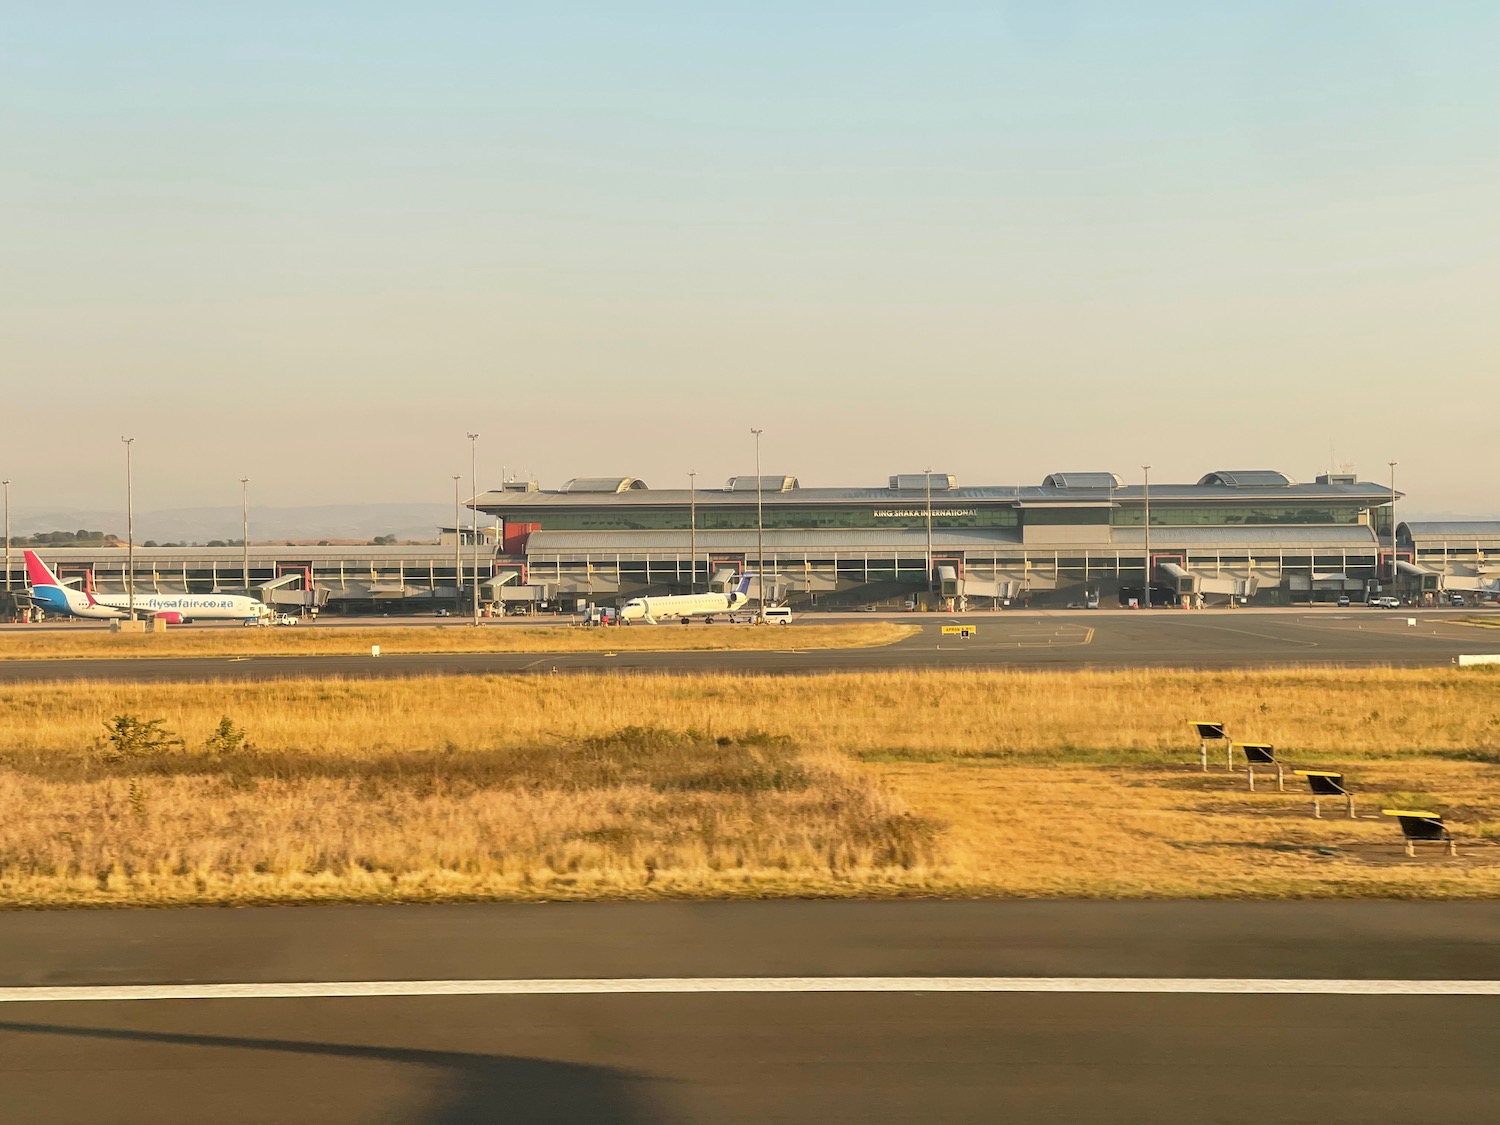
<box><xmin>0</xmin><ymin>610</ymin><xmax>1494</xmax><ymax>681</ymax></box>
<box><xmin>1</xmin><ymin>901</ymin><xmax>1496</xmax><ymax>1124</ymax></box>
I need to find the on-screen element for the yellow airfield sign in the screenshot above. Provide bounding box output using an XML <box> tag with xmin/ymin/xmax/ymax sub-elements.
<box><xmin>941</xmin><ymin>625</ymin><xmax>977</xmax><ymax>637</ymax></box>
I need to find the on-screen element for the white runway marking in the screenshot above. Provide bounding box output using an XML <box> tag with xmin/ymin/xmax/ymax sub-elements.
<box><xmin>2</xmin><ymin>977</ymin><xmax>1498</xmax><ymax>1004</ymax></box>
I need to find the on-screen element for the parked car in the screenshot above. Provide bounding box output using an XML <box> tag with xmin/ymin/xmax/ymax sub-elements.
<box><xmin>1368</xmin><ymin>596</ymin><xmax>1400</xmax><ymax>609</ymax></box>
<box><xmin>1336</xmin><ymin>595</ymin><xmax>1351</xmax><ymax>607</ymax></box>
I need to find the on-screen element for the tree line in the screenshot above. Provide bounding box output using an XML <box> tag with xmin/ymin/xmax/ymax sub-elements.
<box><xmin>7</xmin><ymin>530</ymin><xmax>119</xmax><ymax>547</ymax></box>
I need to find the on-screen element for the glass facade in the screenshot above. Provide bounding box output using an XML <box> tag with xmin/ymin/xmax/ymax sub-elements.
<box><xmin>1022</xmin><ymin>508</ymin><xmax>1110</xmax><ymax>526</ymax></box>
<box><xmin>497</xmin><ymin>497</ymin><xmax>1391</xmax><ymax>532</ymax></box>
<box><xmin>506</xmin><ymin>505</ymin><xmax>1019</xmax><ymax>532</ymax></box>
<box><xmin>1110</xmin><ymin>505</ymin><xmax>1366</xmax><ymax>527</ymax></box>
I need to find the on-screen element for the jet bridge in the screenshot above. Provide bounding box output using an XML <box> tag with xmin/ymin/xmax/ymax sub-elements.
<box><xmin>936</xmin><ymin>564</ymin><xmax>1014</xmax><ymax>607</ymax></box>
<box><xmin>251</xmin><ymin>572</ymin><xmax>330</xmax><ymax>610</ymax></box>
<box><xmin>784</xmin><ymin>567</ymin><xmax>839</xmax><ymax>594</ymax></box>
<box><xmin>1158</xmin><ymin>561</ymin><xmax>1196</xmax><ymax>597</ymax></box>
<box><xmin>1395</xmin><ymin>559</ymin><xmax>1441</xmax><ymax>594</ymax></box>
<box><xmin>1440</xmin><ymin>573</ymin><xmax>1499</xmax><ymax>593</ymax></box>
<box><xmin>744</xmin><ymin>573</ymin><xmax>787</xmax><ymax>604</ymax></box>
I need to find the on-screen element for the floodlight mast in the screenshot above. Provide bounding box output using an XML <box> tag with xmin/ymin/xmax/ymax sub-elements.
<box><xmin>924</xmin><ymin>467</ymin><xmax>934</xmax><ymax>604</ymax></box>
<box><xmin>122</xmin><ymin>437</ymin><xmax>136</xmax><ymax>620</ymax></box>
<box><xmin>1388</xmin><ymin>461</ymin><xmax>1398</xmax><ymax>595</ymax></box>
<box><xmin>2</xmin><ymin>479</ymin><xmax>10</xmax><ymax>594</ymax></box>
<box><xmin>751</xmin><ymin>429</ymin><xmax>764</xmax><ymax>622</ymax></box>
<box><xmin>453</xmin><ymin>474</ymin><xmax>462</xmax><ymax>611</ymax></box>
<box><xmin>468</xmin><ymin>433</ymin><xmax>480</xmax><ymax>625</ymax></box>
<box><xmin>1141</xmin><ymin>464</ymin><xmax>1151</xmax><ymax>609</ymax></box>
<box><xmin>689</xmin><ymin>471</ymin><xmax>697</xmax><ymax>594</ymax></box>
<box><xmin>240</xmin><ymin>478</ymin><xmax>250</xmax><ymax>594</ymax></box>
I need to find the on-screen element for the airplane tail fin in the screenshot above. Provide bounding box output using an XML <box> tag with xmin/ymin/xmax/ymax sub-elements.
<box><xmin>24</xmin><ymin>550</ymin><xmax>62</xmax><ymax>589</ymax></box>
<box><xmin>736</xmin><ymin>574</ymin><xmax>754</xmax><ymax>596</ymax></box>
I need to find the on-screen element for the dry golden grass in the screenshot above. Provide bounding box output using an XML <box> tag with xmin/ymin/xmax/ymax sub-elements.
<box><xmin>1</xmin><ymin>667</ymin><xmax>1497</xmax><ymax>905</ymax></box>
<box><xmin>0</xmin><ymin>729</ymin><xmax>939</xmax><ymax>907</ymax></box>
<box><xmin>877</xmin><ymin>759</ymin><xmax>1500</xmax><ymax>899</ymax></box>
<box><xmin>0</xmin><ymin>622</ymin><xmax>915</xmax><ymax>660</ymax></box>
<box><xmin>6</xmin><ymin>665</ymin><xmax>1498</xmax><ymax>761</ymax></box>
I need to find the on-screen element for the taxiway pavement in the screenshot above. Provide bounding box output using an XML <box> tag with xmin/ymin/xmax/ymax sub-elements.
<box><xmin>0</xmin><ymin>611</ymin><xmax>1493</xmax><ymax>681</ymax></box>
<box><xmin>1</xmin><ymin>901</ymin><xmax>1496</xmax><ymax>1124</ymax></box>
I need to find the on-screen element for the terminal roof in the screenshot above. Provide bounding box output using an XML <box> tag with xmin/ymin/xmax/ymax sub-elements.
<box><xmin>1398</xmin><ymin>521</ymin><xmax>1500</xmax><ymax>540</ymax></box>
<box><xmin>1041</xmin><ymin>472</ymin><xmax>1124</xmax><ymax>489</ymax></box>
<box><xmin>1196</xmin><ymin>470</ymin><xmax>1295</xmax><ymax>487</ymax></box>
<box><xmin>476</xmin><ymin>473</ymin><xmax>1395</xmax><ymax>510</ymax></box>
<box><xmin>558</xmin><ymin>477</ymin><xmax>649</xmax><ymax>493</ymax></box>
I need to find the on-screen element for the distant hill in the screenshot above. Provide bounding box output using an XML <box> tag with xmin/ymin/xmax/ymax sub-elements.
<box><xmin>9</xmin><ymin>503</ymin><xmax>457</xmax><ymax>544</ymax></box>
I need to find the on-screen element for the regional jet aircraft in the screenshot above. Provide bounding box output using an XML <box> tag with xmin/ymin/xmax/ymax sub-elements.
<box><xmin>22</xmin><ymin>550</ymin><xmax>270</xmax><ymax>623</ymax></box>
<box><xmin>618</xmin><ymin>574</ymin><xmax>755</xmax><ymax>624</ymax></box>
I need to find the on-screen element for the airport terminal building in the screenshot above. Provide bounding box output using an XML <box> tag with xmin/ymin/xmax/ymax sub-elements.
<box><xmin>475</xmin><ymin>468</ymin><xmax>1430</xmax><ymax>609</ymax></box>
<box><xmin>6</xmin><ymin>468</ymin><xmax>1496</xmax><ymax>617</ymax></box>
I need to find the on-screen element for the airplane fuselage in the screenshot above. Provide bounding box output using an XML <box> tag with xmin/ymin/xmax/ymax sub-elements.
<box><xmin>27</xmin><ymin>583</ymin><xmax>268</xmax><ymax>622</ymax></box>
<box><xmin>619</xmin><ymin>590</ymin><xmax>749</xmax><ymax>624</ymax></box>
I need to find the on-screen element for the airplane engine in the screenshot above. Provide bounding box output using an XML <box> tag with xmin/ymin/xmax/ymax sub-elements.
<box><xmin>153</xmin><ymin>611</ymin><xmax>185</xmax><ymax>625</ymax></box>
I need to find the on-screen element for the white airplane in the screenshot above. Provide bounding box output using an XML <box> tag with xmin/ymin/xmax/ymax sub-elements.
<box><xmin>619</xmin><ymin>574</ymin><xmax>755</xmax><ymax>624</ymax></box>
<box><xmin>23</xmin><ymin>550</ymin><xmax>271</xmax><ymax>623</ymax></box>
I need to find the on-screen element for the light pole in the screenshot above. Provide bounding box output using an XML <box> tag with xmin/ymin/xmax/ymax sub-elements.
<box><xmin>924</xmin><ymin>467</ymin><xmax>934</xmax><ymax>604</ymax></box>
<box><xmin>240</xmin><ymin>478</ymin><xmax>250</xmax><ymax>593</ymax></box>
<box><xmin>122</xmin><ymin>437</ymin><xmax>136</xmax><ymax>619</ymax></box>
<box><xmin>688</xmin><ymin>470</ymin><xmax>697</xmax><ymax>594</ymax></box>
<box><xmin>2</xmin><ymin>478</ymin><xmax>10</xmax><ymax>594</ymax></box>
<box><xmin>751</xmin><ymin>428</ymin><xmax>764</xmax><ymax>621</ymax></box>
<box><xmin>1388</xmin><ymin>460</ymin><xmax>1398</xmax><ymax>594</ymax></box>
<box><xmin>1107</xmin><ymin>475</ymin><xmax>1115</xmax><ymax>601</ymax></box>
<box><xmin>1141</xmin><ymin>464</ymin><xmax>1151</xmax><ymax>609</ymax></box>
<box><xmin>468</xmin><ymin>433</ymin><xmax>480</xmax><ymax>625</ymax></box>
<box><xmin>453</xmin><ymin>474</ymin><xmax>462</xmax><ymax>611</ymax></box>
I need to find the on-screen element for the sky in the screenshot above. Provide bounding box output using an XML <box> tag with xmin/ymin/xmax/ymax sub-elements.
<box><xmin>3</xmin><ymin>2</ymin><xmax>1497</xmax><ymax>518</ymax></box>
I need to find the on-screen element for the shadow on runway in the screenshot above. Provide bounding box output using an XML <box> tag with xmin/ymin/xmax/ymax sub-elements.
<box><xmin>0</xmin><ymin>1019</ymin><xmax>673</xmax><ymax>1125</ymax></box>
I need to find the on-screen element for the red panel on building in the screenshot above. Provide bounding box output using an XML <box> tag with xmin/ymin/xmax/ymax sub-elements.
<box><xmin>503</xmin><ymin>522</ymin><xmax>540</xmax><ymax>555</ymax></box>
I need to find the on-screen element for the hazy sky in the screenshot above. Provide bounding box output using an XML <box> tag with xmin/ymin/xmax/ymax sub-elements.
<box><xmin>4</xmin><ymin>2</ymin><xmax>1496</xmax><ymax>515</ymax></box>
